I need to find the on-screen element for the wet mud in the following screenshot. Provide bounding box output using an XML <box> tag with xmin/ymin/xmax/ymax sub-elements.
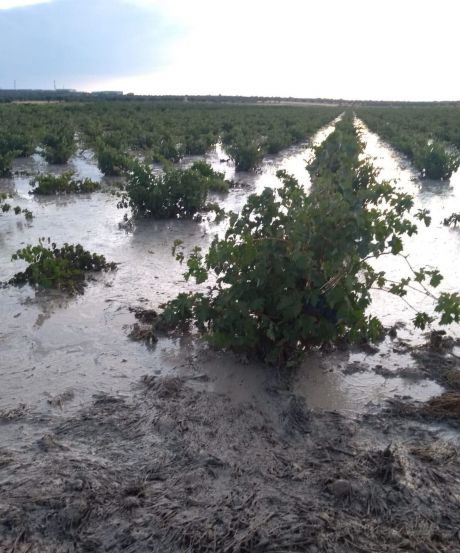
<box><xmin>1</xmin><ymin>361</ymin><xmax>460</xmax><ymax>552</ymax></box>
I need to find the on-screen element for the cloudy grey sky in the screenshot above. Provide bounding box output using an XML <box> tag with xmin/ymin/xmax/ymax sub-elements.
<box><xmin>1</xmin><ymin>0</ymin><xmax>459</xmax><ymax>100</ymax></box>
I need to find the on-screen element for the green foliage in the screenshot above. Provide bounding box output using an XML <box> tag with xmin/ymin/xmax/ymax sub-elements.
<box><xmin>0</xmin><ymin>134</ymin><xmax>19</xmax><ymax>175</ymax></box>
<box><xmin>413</xmin><ymin>312</ymin><xmax>435</xmax><ymax>330</ymax></box>
<box><xmin>443</xmin><ymin>212</ymin><xmax>460</xmax><ymax>227</ymax></box>
<box><xmin>357</xmin><ymin>107</ymin><xmax>460</xmax><ymax>180</ymax></box>
<box><xmin>42</xmin><ymin>125</ymin><xmax>76</xmax><ymax>164</ymax></box>
<box><xmin>7</xmin><ymin>132</ymin><xmax>37</xmax><ymax>157</ymax></box>
<box><xmin>0</xmin><ymin>129</ymin><xmax>37</xmax><ymax>175</ymax></box>
<box><xmin>1</xmin><ymin>192</ymin><xmax>13</xmax><ymax>213</ymax></box>
<box><xmin>159</xmin><ymin>115</ymin><xmax>459</xmax><ymax>366</ymax></box>
<box><xmin>188</xmin><ymin>160</ymin><xmax>230</xmax><ymax>192</ymax></box>
<box><xmin>10</xmin><ymin>238</ymin><xmax>116</xmax><ymax>293</ymax></box>
<box><xmin>120</xmin><ymin>161</ymin><xmax>230</xmax><ymax>219</ymax></box>
<box><xmin>0</xmin><ymin>102</ymin><xmax>341</xmax><ymax>178</ymax></box>
<box><xmin>435</xmin><ymin>293</ymin><xmax>460</xmax><ymax>325</ymax></box>
<box><xmin>159</xmin><ymin>292</ymin><xmax>200</xmax><ymax>331</ymax></box>
<box><xmin>95</xmin><ymin>145</ymin><xmax>132</xmax><ymax>176</ymax></box>
<box><xmin>0</xmin><ymin>151</ymin><xmax>17</xmax><ymax>176</ymax></box>
<box><xmin>226</xmin><ymin>140</ymin><xmax>264</xmax><ymax>171</ymax></box>
<box><xmin>0</xmin><ymin>192</ymin><xmax>33</xmax><ymax>220</ymax></box>
<box><xmin>30</xmin><ymin>172</ymin><xmax>100</xmax><ymax>195</ymax></box>
<box><xmin>151</xmin><ymin>135</ymin><xmax>183</xmax><ymax>162</ymax></box>
<box><xmin>414</xmin><ymin>142</ymin><xmax>460</xmax><ymax>180</ymax></box>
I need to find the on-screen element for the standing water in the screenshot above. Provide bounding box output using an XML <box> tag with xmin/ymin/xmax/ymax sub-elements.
<box><xmin>0</xmin><ymin>120</ymin><xmax>337</xmax><ymax>413</ymax></box>
<box><xmin>1</xmin><ymin>117</ymin><xmax>458</xmax><ymax>416</ymax></box>
<box><xmin>295</xmin><ymin>120</ymin><xmax>460</xmax><ymax>412</ymax></box>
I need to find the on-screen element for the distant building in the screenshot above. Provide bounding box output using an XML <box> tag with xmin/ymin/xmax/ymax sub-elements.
<box><xmin>90</xmin><ymin>91</ymin><xmax>124</xmax><ymax>96</ymax></box>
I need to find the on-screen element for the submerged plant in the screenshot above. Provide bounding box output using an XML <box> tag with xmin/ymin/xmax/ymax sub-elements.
<box><xmin>0</xmin><ymin>192</ymin><xmax>33</xmax><ymax>220</ymax></box>
<box><xmin>226</xmin><ymin>139</ymin><xmax>264</xmax><ymax>172</ymax></box>
<box><xmin>30</xmin><ymin>172</ymin><xmax>100</xmax><ymax>195</ymax></box>
<box><xmin>95</xmin><ymin>145</ymin><xmax>132</xmax><ymax>176</ymax></box>
<box><xmin>0</xmin><ymin>150</ymin><xmax>18</xmax><ymax>176</ymax></box>
<box><xmin>158</xmin><ymin>116</ymin><xmax>460</xmax><ymax>366</ymax></box>
<box><xmin>0</xmin><ymin>131</ymin><xmax>36</xmax><ymax>168</ymax></box>
<box><xmin>42</xmin><ymin>126</ymin><xmax>76</xmax><ymax>164</ymax></box>
<box><xmin>119</xmin><ymin>161</ymin><xmax>231</xmax><ymax>219</ymax></box>
<box><xmin>415</xmin><ymin>142</ymin><xmax>460</xmax><ymax>180</ymax></box>
<box><xmin>9</xmin><ymin>238</ymin><xmax>116</xmax><ymax>294</ymax></box>
<box><xmin>185</xmin><ymin>160</ymin><xmax>231</xmax><ymax>193</ymax></box>
<box><xmin>357</xmin><ymin>109</ymin><xmax>460</xmax><ymax>180</ymax></box>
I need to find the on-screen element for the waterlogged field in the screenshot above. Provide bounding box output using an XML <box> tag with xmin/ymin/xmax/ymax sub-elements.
<box><xmin>357</xmin><ymin>106</ymin><xmax>460</xmax><ymax>179</ymax></box>
<box><xmin>0</xmin><ymin>102</ymin><xmax>341</xmax><ymax>174</ymax></box>
<box><xmin>1</xmin><ymin>102</ymin><xmax>460</xmax><ymax>553</ymax></box>
<box><xmin>0</xmin><ymin>107</ymin><xmax>340</xmax><ymax>411</ymax></box>
<box><xmin>298</xmin><ymin>119</ymin><xmax>460</xmax><ymax>410</ymax></box>
<box><xmin>0</xmin><ymin>102</ymin><xmax>459</xmax><ymax>415</ymax></box>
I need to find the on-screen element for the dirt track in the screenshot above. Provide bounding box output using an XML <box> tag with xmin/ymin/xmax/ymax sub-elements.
<box><xmin>1</xmin><ymin>350</ymin><xmax>459</xmax><ymax>553</ymax></box>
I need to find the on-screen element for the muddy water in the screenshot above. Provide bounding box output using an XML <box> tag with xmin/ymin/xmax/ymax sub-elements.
<box><xmin>358</xmin><ymin>120</ymin><xmax>460</xmax><ymax>334</ymax></box>
<box><xmin>296</xmin><ymin>121</ymin><xmax>460</xmax><ymax>411</ymax></box>
<box><xmin>0</xmin><ymin>119</ymin><xmax>458</xmax><ymax>417</ymax></box>
<box><xmin>0</xmin><ymin>122</ymin><xmax>337</xmax><ymax>414</ymax></box>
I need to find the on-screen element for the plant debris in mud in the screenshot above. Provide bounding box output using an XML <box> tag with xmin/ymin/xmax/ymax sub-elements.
<box><xmin>407</xmin><ymin>332</ymin><xmax>460</xmax><ymax>390</ymax></box>
<box><xmin>389</xmin><ymin>392</ymin><xmax>460</xmax><ymax>425</ymax></box>
<box><xmin>30</xmin><ymin>172</ymin><xmax>100</xmax><ymax>195</ymax></box>
<box><xmin>0</xmin><ymin>403</ymin><xmax>29</xmax><ymax>421</ymax></box>
<box><xmin>127</xmin><ymin>307</ymin><xmax>160</xmax><ymax>344</ymax></box>
<box><xmin>128</xmin><ymin>322</ymin><xmax>158</xmax><ymax>344</ymax></box>
<box><xmin>8</xmin><ymin>238</ymin><xmax>117</xmax><ymax>294</ymax></box>
<box><xmin>47</xmin><ymin>390</ymin><xmax>75</xmax><ymax>408</ymax></box>
<box><xmin>1</xmin><ymin>374</ymin><xmax>460</xmax><ymax>552</ymax></box>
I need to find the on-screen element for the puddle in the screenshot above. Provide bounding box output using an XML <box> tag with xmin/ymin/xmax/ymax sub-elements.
<box><xmin>295</xmin><ymin>341</ymin><xmax>445</xmax><ymax>414</ymax></box>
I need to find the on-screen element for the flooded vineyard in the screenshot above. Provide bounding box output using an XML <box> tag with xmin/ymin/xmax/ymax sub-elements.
<box><xmin>0</xmin><ymin>121</ymin><xmax>339</xmax><ymax>412</ymax></box>
<box><xmin>1</xmin><ymin>107</ymin><xmax>460</xmax><ymax>553</ymax></box>
<box><xmin>1</xmin><ymin>117</ymin><xmax>458</xmax><ymax>413</ymax></box>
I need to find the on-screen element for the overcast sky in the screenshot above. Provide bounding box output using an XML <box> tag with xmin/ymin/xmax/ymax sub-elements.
<box><xmin>1</xmin><ymin>0</ymin><xmax>459</xmax><ymax>100</ymax></box>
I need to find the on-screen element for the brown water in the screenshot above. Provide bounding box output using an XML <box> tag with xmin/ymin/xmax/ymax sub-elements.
<box><xmin>0</xmin><ymin>122</ymin><xmax>337</xmax><ymax>413</ymax></box>
<box><xmin>296</xmin><ymin>120</ymin><xmax>459</xmax><ymax>411</ymax></box>
<box><xmin>0</xmin><ymin>119</ymin><xmax>458</xmax><ymax>415</ymax></box>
